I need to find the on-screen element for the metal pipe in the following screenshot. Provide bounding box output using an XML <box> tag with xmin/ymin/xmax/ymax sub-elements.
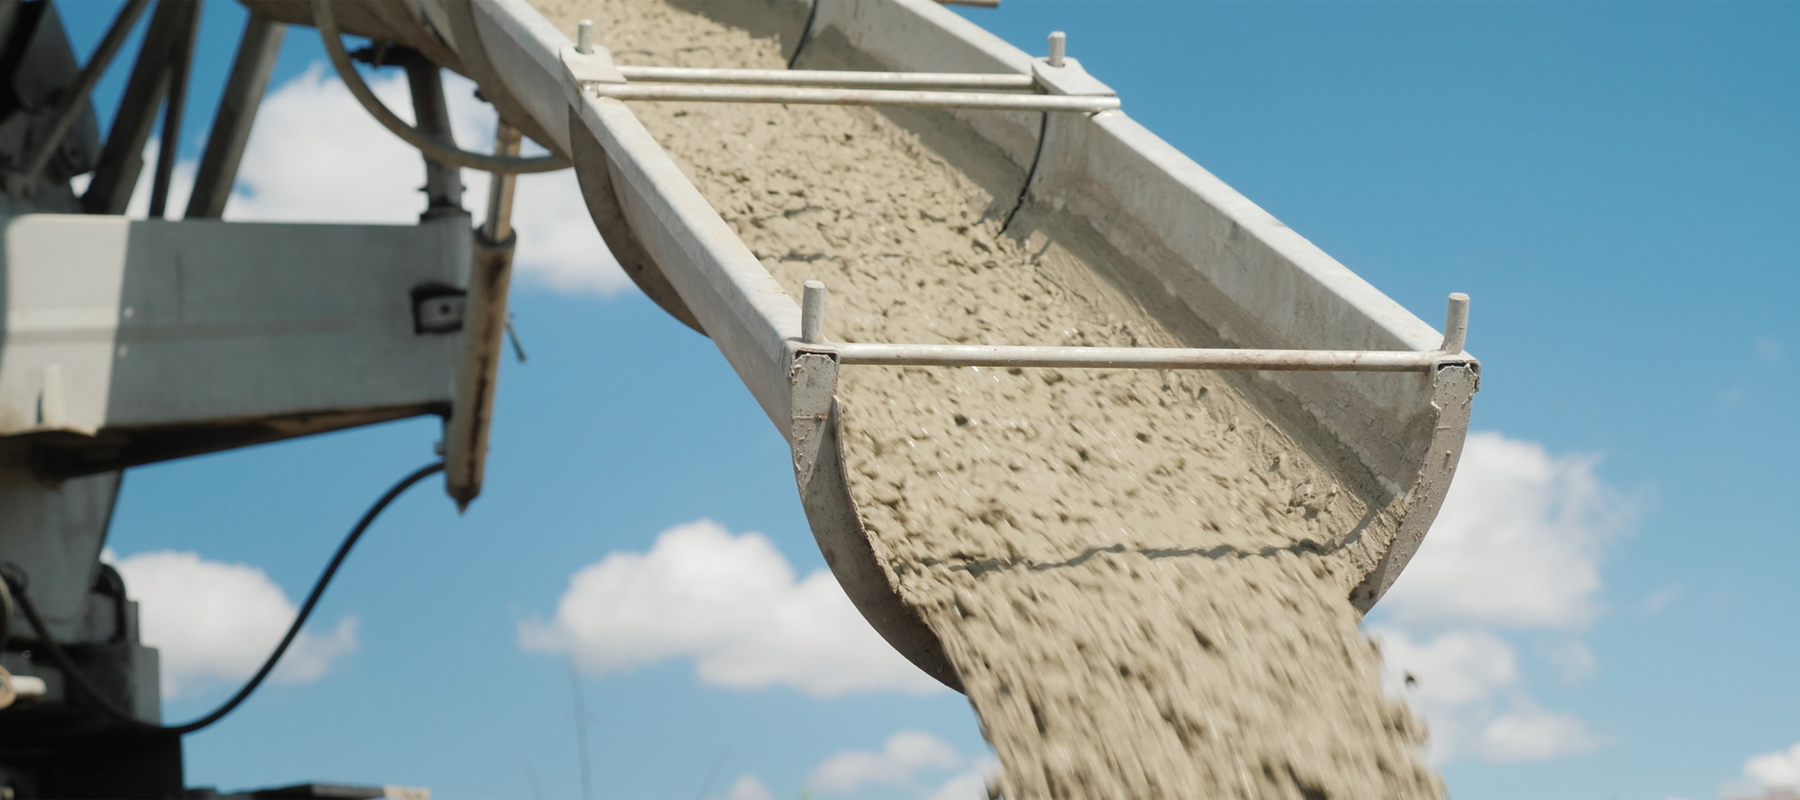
<box><xmin>829</xmin><ymin>343</ymin><xmax>1447</xmax><ymax>372</ymax></box>
<box><xmin>803</xmin><ymin>286</ymin><xmax>1468</xmax><ymax>371</ymax></box>
<box><xmin>615</xmin><ymin>66</ymin><xmax>1036</xmax><ymax>91</ymax></box>
<box><xmin>148</xmin><ymin>0</ymin><xmax>200</xmax><ymax>218</ymax></box>
<box><xmin>403</xmin><ymin>51</ymin><xmax>465</xmax><ymax>218</ymax></box>
<box><xmin>311</xmin><ymin>0</ymin><xmax>569</xmax><ymax>174</ymax></box>
<box><xmin>1047</xmin><ymin>32</ymin><xmax>1066</xmax><ymax>68</ymax></box>
<box><xmin>801</xmin><ymin>281</ymin><xmax>826</xmax><ymax>344</ymax></box>
<box><xmin>17</xmin><ymin>0</ymin><xmax>151</xmax><ymax>186</ymax></box>
<box><xmin>484</xmin><ymin>124</ymin><xmax>522</xmax><ymax>240</ymax></box>
<box><xmin>1441</xmin><ymin>293</ymin><xmax>1469</xmax><ymax>353</ymax></box>
<box><xmin>84</xmin><ymin>0</ymin><xmax>190</xmax><ymax>214</ymax></box>
<box><xmin>576</xmin><ymin>19</ymin><xmax>595</xmax><ymax>55</ymax></box>
<box><xmin>186</xmin><ymin>12</ymin><xmax>284</xmax><ymax>219</ymax></box>
<box><xmin>592</xmin><ymin>84</ymin><xmax>1118</xmax><ymax>112</ymax></box>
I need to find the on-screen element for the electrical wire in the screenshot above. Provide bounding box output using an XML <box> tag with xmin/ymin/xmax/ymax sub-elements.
<box><xmin>0</xmin><ymin>462</ymin><xmax>445</xmax><ymax>735</ymax></box>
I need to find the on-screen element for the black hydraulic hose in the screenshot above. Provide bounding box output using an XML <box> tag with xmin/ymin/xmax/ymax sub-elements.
<box><xmin>0</xmin><ymin>462</ymin><xmax>444</xmax><ymax>735</ymax></box>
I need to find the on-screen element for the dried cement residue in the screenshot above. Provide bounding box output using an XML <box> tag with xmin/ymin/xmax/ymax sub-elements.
<box><xmin>528</xmin><ymin>2</ymin><xmax>1442</xmax><ymax>797</ymax></box>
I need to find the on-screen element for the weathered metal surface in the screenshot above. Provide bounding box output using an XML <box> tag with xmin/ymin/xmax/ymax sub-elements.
<box><xmin>1350</xmin><ymin>363</ymin><xmax>1480</xmax><ymax>610</ymax></box>
<box><xmin>82</xmin><ymin>0</ymin><xmax>194</xmax><ymax>215</ymax></box>
<box><xmin>616</xmin><ymin>65</ymin><xmax>1035</xmax><ymax>89</ymax></box>
<box><xmin>789</xmin><ymin>353</ymin><xmax>959</xmax><ymax>689</ymax></box>
<box><xmin>831</xmin><ymin>344</ymin><xmax>1460</xmax><ymax>372</ymax></box>
<box><xmin>0</xmin><ymin>456</ymin><xmax>119</xmax><ymax>641</ymax></box>
<box><xmin>0</xmin><ymin>214</ymin><xmax>466</xmax><ymax>448</ymax></box>
<box><xmin>568</xmin><ymin>109</ymin><xmax>704</xmax><ymax>333</ymax></box>
<box><xmin>185</xmin><ymin>12</ymin><xmax>283</xmax><ymax>220</ymax></box>
<box><xmin>590</xmin><ymin>82</ymin><xmax>1119</xmax><ymax>112</ymax></box>
<box><xmin>571</xmin><ymin>95</ymin><xmax>802</xmax><ymax>430</ymax></box>
<box><xmin>445</xmin><ymin>127</ymin><xmax>524</xmax><ymax>507</ymax></box>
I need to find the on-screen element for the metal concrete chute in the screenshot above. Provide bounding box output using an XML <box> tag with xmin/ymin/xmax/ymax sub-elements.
<box><xmin>302</xmin><ymin>0</ymin><xmax>1480</xmax><ymax>687</ymax></box>
<box><xmin>0</xmin><ymin>6</ymin><xmax>1483</xmax><ymax>788</ymax></box>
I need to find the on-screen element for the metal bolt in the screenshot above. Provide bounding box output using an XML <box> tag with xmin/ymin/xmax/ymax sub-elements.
<box><xmin>577</xmin><ymin>20</ymin><xmax>595</xmax><ymax>55</ymax></box>
<box><xmin>1440</xmin><ymin>293</ymin><xmax>1469</xmax><ymax>353</ymax></box>
<box><xmin>802</xmin><ymin>281</ymin><xmax>827</xmax><ymax>344</ymax></box>
<box><xmin>1047</xmin><ymin>31</ymin><xmax>1066</xmax><ymax>67</ymax></box>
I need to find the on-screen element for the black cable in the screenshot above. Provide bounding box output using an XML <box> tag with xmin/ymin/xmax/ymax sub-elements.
<box><xmin>0</xmin><ymin>462</ymin><xmax>444</xmax><ymax>735</ymax></box>
<box><xmin>1000</xmin><ymin>111</ymin><xmax>1051</xmax><ymax>234</ymax></box>
<box><xmin>787</xmin><ymin>0</ymin><xmax>820</xmax><ymax>69</ymax></box>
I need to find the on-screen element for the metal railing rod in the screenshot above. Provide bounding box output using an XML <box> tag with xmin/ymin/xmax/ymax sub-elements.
<box><xmin>18</xmin><ymin>0</ymin><xmax>151</xmax><ymax>185</ymax></box>
<box><xmin>826</xmin><ymin>343</ymin><xmax>1447</xmax><ymax>372</ymax></box>
<box><xmin>592</xmin><ymin>84</ymin><xmax>1119</xmax><ymax>112</ymax></box>
<box><xmin>615</xmin><ymin>65</ymin><xmax>1036</xmax><ymax>90</ymax></box>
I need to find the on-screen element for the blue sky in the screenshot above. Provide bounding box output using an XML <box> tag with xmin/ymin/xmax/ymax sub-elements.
<box><xmin>51</xmin><ymin>1</ymin><xmax>1800</xmax><ymax>799</ymax></box>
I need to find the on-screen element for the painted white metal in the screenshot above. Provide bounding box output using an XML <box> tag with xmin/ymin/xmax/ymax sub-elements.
<box><xmin>800</xmin><ymin>281</ymin><xmax>1470</xmax><ymax>371</ymax></box>
<box><xmin>616</xmin><ymin>65</ymin><xmax>1036</xmax><ymax>90</ymax></box>
<box><xmin>0</xmin><ymin>463</ymin><xmax>119</xmax><ymax>640</ymax></box>
<box><xmin>801</xmin><ymin>281</ymin><xmax>827</xmax><ymax>345</ymax></box>
<box><xmin>830</xmin><ymin>344</ymin><xmax>1451</xmax><ymax>371</ymax></box>
<box><xmin>589</xmin><ymin>83</ymin><xmax>1119</xmax><ymax>112</ymax></box>
<box><xmin>575</xmin><ymin>19</ymin><xmax>595</xmax><ymax>55</ymax></box>
<box><xmin>571</xmin><ymin>96</ymin><xmax>803</xmax><ymax>429</ymax></box>
<box><xmin>1442</xmin><ymin>292</ymin><xmax>1470</xmax><ymax>353</ymax></box>
<box><xmin>0</xmin><ymin>214</ymin><xmax>466</xmax><ymax>436</ymax></box>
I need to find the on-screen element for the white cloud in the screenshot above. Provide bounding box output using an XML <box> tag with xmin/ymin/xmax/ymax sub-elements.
<box><xmin>1745</xmin><ymin>742</ymin><xmax>1800</xmax><ymax>791</ymax></box>
<box><xmin>226</xmin><ymin>64</ymin><xmax>432</xmax><ymax>224</ymax></box>
<box><xmin>1379</xmin><ymin>627</ymin><xmax>1518</xmax><ymax>708</ymax></box>
<box><xmin>1375</xmin><ymin>626</ymin><xmax>1599</xmax><ymax>763</ymax></box>
<box><xmin>518</xmin><ymin>519</ymin><xmax>943</xmax><ymax>697</ymax></box>
<box><xmin>1475</xmin><ymin>705</ymin><xmax>1598</xmax><ymax>763</ymax></box>
<box><xmin>809</xmin><ymin>731</ymin><xmax>959</xmax><ymax>795</ymax></box>
<box><xmin>110</xmin><ymin>549</ymin><xmax>357</xmax><ymax>697</ymax></box>
<box><xmin>1373</xmin><ymin>431</ymin><xmax>1630</xmax><ymax>764</ymax></box>
<box><xmin>1381</xmin><ymin>432</ymin><xmax>1630</xmax><ymax>630</ymax></box>
<box><xmin>925</xmin><ymin>763</ymin><xmax>998</xmax><ymax>800</ymax></box>
<box><xmin>719</xmin><ymin>774</ymin><xmax>773</xmax><ymax>800</ymax></box>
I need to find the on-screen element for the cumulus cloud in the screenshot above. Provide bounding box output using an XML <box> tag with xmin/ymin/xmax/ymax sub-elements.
<box><xmin>925</xmin><ymin>765</ymin><xmax>999</xmax><ymax>800</ymax></box>
<box><xmin>718</xmin><ymin>774</ymin><xmax>773</xmax><ymax>800</ymax></box>
<box><xmin>810</xmin><ymin>731</ymin><xmax>959</xmax><ymax>795</ymax></box>
<box><xmin>1373</xmin><ymin>432</ymin><xmax>1631</xmax><ymax>763</ymax></box>
<box><xmin>1475</xmin><ymin>704</ymin><xmax>1599</xmax><ymax>763</ymax></box>
<box><xmin>804</xmin><ymin>731</ymin><xmax>995</xmax><ymax>799</ymax></box>
<box><xmin>89</xmin><ymin>62</ymin><xmax>628</xmax><ymax>295</ymax></box>
<box><xmin>1743</xmin><ymin>742</ymin><xmax>1800</xmax><ymax>793</ymax></box>
<box><xmin>518</xmin><ymin>519</ymin><xmax>943</xmax><ymax>697</ymax></box>
<box><xmin>1381</xmin><ymin>432</ymin><xmax>1631</xmax><ymax>629</ymax></box>
<box><xmin>110</xmin><ymin>550</ymin><xmax>358</xmax><ymax>697</ymax></box>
